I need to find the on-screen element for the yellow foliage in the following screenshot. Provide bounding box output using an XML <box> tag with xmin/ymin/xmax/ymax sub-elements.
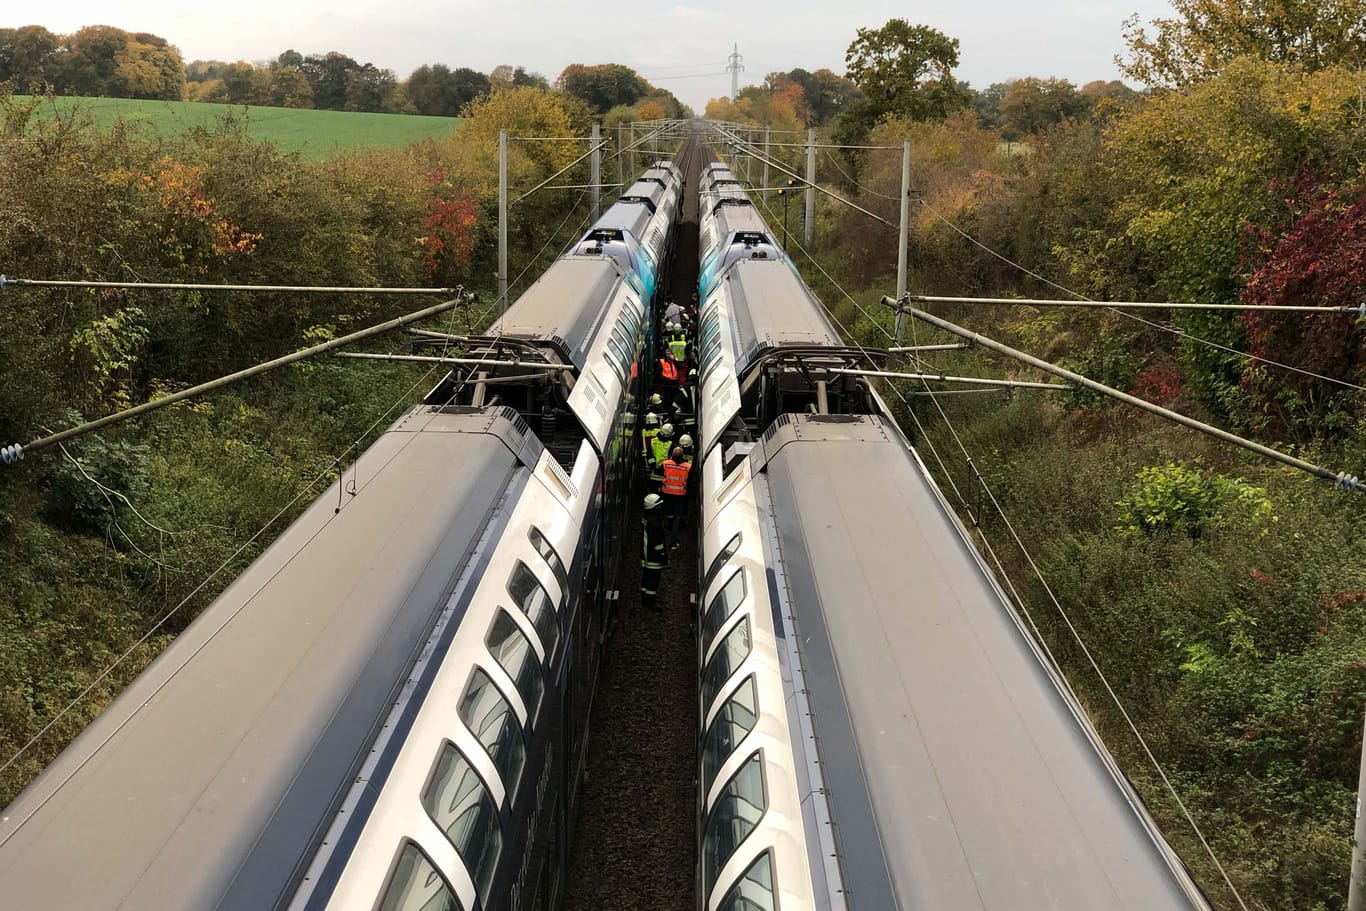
<box><xmin>635</xmin><ymin>99</ymin><xmax>665</xmax><ymax>122</ymax></box>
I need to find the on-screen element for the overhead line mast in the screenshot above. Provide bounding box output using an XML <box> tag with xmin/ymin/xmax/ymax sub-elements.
<box><xmin>727</xmin><ymin>44</ymin><xmax>744</xmax><ymax>100</ymax></box>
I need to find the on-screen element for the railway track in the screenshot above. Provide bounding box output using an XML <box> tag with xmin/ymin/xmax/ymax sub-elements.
<box><xmin>563</xmin><ymin>135</ymin><xmax>704</xmax><ymax>911</ymax></box>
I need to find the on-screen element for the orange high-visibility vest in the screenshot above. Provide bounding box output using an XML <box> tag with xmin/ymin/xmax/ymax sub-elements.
<box><xmin>659</xmin><ymin>358</ymin><xmax>679</xmax><ymax>383</ymax></box>
<box><xmin>661</xmin><ymin>459</ymin><xmax>691</xmax><ymax>496</ymax></box>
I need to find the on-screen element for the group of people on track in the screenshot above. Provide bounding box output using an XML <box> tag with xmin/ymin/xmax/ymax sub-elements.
<box><xmin>640</xmin><ymin>293</ymin><xmax>700</xmax><ymax>610</ymax></box>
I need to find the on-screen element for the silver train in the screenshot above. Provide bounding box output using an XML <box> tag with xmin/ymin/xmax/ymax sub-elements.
<box><xmin>0</xmin><ymin>159</ymin><xmax>683</xmax><ymax>911</ymax></box>
<box><xmin>691</xmin><ymin>156</ymin><xmax>1214</xmax><ymax>911</ymax></box>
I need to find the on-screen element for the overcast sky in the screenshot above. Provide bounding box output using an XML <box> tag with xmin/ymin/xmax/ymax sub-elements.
<box><xmin>12</xmin><ymin>0</ymin><xmax>1176</xmax><ymax>110</ymax></box>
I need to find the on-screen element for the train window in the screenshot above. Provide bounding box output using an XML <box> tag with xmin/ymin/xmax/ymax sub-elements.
<box><xmin>604</xmin><ymin>332</ymin><xmax>629</xmax><ymax>382</ymax></box>
<box><xmin>717</xmin><ymin>851</ymin><xmax>776</xmax><ymax>911</ymax></box>
<box><xmin>508</xmin><ymin>561</ymin><xmax>559</xmax><ymax>656</ymax></box>
<box><xmin>459</xmin><ymin>668</ymin><xmax>527</xmax><ymax>799</ymax></box>
<box><xmin>701</xmin><ymin>675</ymin><xmax>758</xmax><ymax>792</ymax></box>
<box><xmin>702</xmin><ymin>535</ymin><xmax>742</xmax><ymax>595</ymax></box>
<box><xmin>701</xmin><ymin>618</ymin><xmax>751</xmax><ymax>714</ymax></box>
<box><xmin>422</xmin><ymin>743</ymin><xmax>503</xmax><ymax>907</ymax></box>
<box><xmin>487</xmin><ymin>609</ymin><xmax>544</xmax><ymax>719</ymax></box>
<box><xmin>702</xmin><ymin>569</ymin><xmax>747</xmax><ymax>646</ymax></box>
<box><xmin>702</xmin><ymin>752</ymin><xmax>767</xmax><ymax>895</ymax></box>
<box><xmin>619</xmin><ymin>306</ymin><xmax>641</xmax><ymax>340</ymax></box>
<box><xmin>376</xmin><ymin>841</ymin><xmax>462</xmax><ymax>911</ymax></box>
<box><xmin>528</xmin><ymin>527</ymin><xmax>569</xmax><ymax>595</ymax></box>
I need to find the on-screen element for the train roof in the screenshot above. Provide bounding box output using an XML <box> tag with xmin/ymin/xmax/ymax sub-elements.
<box><xmin>0</xmin><ymin>410</ymin><xmax>540</xmax><ymax>910</ymax></box>
<box><xmin>710</xmin><ymin>203</ymin><xmax>768</xmax><ymax>240</ymax></box>
<box><xmin>722</xmin><ymin>259</ymin><xmax>840</xmax><ymax>373</ymax></box>
<box><xmin>753</xmin><ymin>414</ymin><xmax>1206</xmax><ymax>909</ymax></box>
<box><xmin>595</xmin><ymin>199</ymin><xmax>654</xmax><ymax>239</ymax></box>
<box><xmin>619</xmin><ymin>180</ymin><xmax>665</xmax><ymax>209</ymax></box>
<box><xmin>487</xmin><ymin>257</ymin><xmax>623</xmax><ymax>370</ymax></box>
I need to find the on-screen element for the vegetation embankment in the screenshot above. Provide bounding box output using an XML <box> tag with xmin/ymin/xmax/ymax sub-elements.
<box><xmin>714</xmin><ymin>9</ymin><xmax>1366</xmax><ymax>911</ymax></box>
<box><xmin>0</xmin><ymin>81</ymin><xmax>615</xmax><ymax>804</ymax></box>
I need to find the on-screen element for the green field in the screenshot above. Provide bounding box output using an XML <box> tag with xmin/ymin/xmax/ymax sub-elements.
<box><xmin>19</xmin><ymin>96</ymin><xmax>461</xmax><ymax>156</ymax></box>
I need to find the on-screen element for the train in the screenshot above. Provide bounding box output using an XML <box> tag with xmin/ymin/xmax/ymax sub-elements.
<box><xmin>691</xmin><ymin>151</ymin><xmax>1215</xmax><ymax>911</ymax></box>
<box><xmin>0</xmin><ymin>155</ymin><xmax>683</xmax><ymax>911</ymax></box>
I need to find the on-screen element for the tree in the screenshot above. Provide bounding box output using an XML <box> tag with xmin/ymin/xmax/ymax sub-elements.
<box><xmin>556</xmin><ymin>63</ymin><xmax>647</xmax><ymax>113</ymax></box>
<box><xmin>969</xmin><ymin>81</ymin><xmax>1009</xmax><ymax>130</ymax></box>
<box><xmin>998</xmin><ymin>77</ymin><xmax>1087</xmax><ymax>137</ymax></box>
<box><xmin>216</xmin><ymin>61</ymin><xmax>264</xmax><ymax>105</ymax></box>
<box><xmin>56</xmin><ymin>25</ymin><xmax>130</xmax><ymax>96</ymax></box>
<box><xmin>844</xmin><ymin>19</ymin><xmax>970</xmax><ymax>123</ymax></box>
<box><xmin>0</xmin><ymin>26</ymin><xmax>61</xmax><ymax>90</ymax></box>
<box><xmin>269</xmin><ymin>65</ymin><xmax>313</xmax><ymax>108</ymax></box>
<box><xmin>1120</xmin><ymin>0</ymin><xmax>1366</xmax><ymax>86</ymax></box>
<box><xmin>343</xmin><ymin>63</ymin><xmax>397</xmax><ymax>112</ymax></box>
<box><xmin>302</xmin><ymin>52</ymin><xmax>359</xmax><ymax>109</ymax></box>
<box><xmin>407</xmin><ymin>64</ymin><xmax>489</xmax><ymax>117</ymax></box>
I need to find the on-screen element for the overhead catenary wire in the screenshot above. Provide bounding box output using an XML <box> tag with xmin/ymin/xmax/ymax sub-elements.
<box><xmin>0</xmin><ymin>163</ymin><xmax>614</xmax><ymax>813</ymax></box>
<box><xmin>909</xmin><ymin>293</ymin><xmax>1365</xmax><ymax>314</ymax></box>
<box><xmin>512</xmin><ymin>121</ymin><xmax>674</xmax><ymax>208</ymax></box>
<box><xmin>0</xmin><ymin>277</ymin><xmax>460</xmax><ymax>294</ymax></box>
<box><xmin>778</xmin><ymin>134</ymin><xmax>1366</xmax><ymax>392</ymax></box>
<box><xmin>913</xmin><ymin>197</ymin><xmax>1366</xmax><ymax>393</ymax></box>
<box><xmin>0</xmin><ymin>293</ymin><xmax>474</xmax><ymax>465</ymax></box>
<box><xmin>889</xmin><ymin>299</ymin><xmax>1364</xmax><ymax>491</ymax></box>
<box><xmin>710</xmin><ymin>123</ymin><xmax>898</xmax><ymax>229</ymax></box>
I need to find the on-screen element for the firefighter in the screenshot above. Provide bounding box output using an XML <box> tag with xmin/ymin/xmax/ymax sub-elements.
<box><xmin>649</xmin><ymin>423</ymin><xmax>675</xmax><ymax>492</ymax></box>
<box><xmin>641</xmin><ymin>411</ymin><xmax>661</xmax><ymax>473</ymax></box>
<box><xmin>641</xmin><ymin>494</ymin><xmax>667</xmax><ymax>609</ymax></box>
<box><xmin>661</xmin><ymin>445</ymin><xmax>692</xmax><ymax>549</ymax></box>
<box><xmin>673</xmin><ymin>375</ymin><xmax>697</xmax><ymax>439</ymax></box>
<box><xmin>668</xmin><ymin>322</ymin><xmax>688</xmax><ymax>362</ymax></box>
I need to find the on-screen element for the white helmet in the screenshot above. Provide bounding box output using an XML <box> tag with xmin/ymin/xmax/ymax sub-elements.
<box><xmin>680</xmin><ymin>434</ymin><xmax>694</xmax><ymax>450</ymax></box>
<box><xmin>644</xmin><ymin>493</ymin><xmax>663</xmax><ymax>511</ymax></box>
<box><xmin>671</xmin><ymin>322</ymin><xmax>683</xmax><ymax>333</ymax></box>
<box><xmin>659</xmin><ymin>423</ymin><xmax>674</xmax><ymax>439</ymax></box>
<box><xmin>645</xmin><ymin>413</ymin><xmax>660</xmax><ymax>427</ymax></box>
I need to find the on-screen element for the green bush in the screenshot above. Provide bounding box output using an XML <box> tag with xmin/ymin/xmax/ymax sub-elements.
<box><xmin>1116</xmin><ymin>461</ymin><xmax>1274</xmax><ymax>538</ymax></box>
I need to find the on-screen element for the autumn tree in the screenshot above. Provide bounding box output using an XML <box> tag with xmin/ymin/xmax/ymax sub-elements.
<box><xmin>54</xmin><ymin>25</ymin><xmax>184</xmax><ymax>100</ymax></box>
<box><xmin>490</xmin><ymin>65</ymin><xmax>547</xmax><ymax>91</ymax></box>
<box><xmin>998</xmin><ymin>77</ymin><xmax>1088</xmax><ymax>137</ymax></box>
<box><xmin>0</xmin><ymin>26</ymin><xmax>61</xmax><ymax>90</ymax></box>
<box><xmin>784</xmin><ymin>68</ymin><xmax>861</xmax><ymax>126</ymax></box>
<box><xmin>1120</xmin><ymin>0</ymin><xmax>1366</xmax><ymax>86</ymax></box>
<box><xmin>1240</xmin><ymin>174</ymin><xmax>1366</xmax><ymax>435</ymax></box>
<box><xmin>556</xmin><ymin>63</ymin><xmax>649</xmax><ymax>113</ymax></box>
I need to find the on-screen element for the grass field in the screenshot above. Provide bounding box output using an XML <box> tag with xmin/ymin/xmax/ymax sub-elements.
<box><xmin>19</xmin><ymin>96</ymin><xmax>462</xmax><ymax>157</ymax></box>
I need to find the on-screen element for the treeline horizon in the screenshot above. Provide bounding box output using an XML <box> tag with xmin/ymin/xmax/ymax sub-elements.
<box><xmin>0</xmin><ymin>24</ymin><xmax>688</xmax><ymax>119</ymax></box>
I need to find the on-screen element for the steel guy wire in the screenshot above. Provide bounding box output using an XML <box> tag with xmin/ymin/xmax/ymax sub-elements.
<box><xmin>914</xmin><ymin>196</ymin><xmax>1366</xmax><ymax>393</ymax></box>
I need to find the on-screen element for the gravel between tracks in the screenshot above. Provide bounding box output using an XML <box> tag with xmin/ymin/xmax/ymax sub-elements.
<box><xmin>562</xmin><ymin>138</ymin><xmax>704</xmax><ymax>911</ymax></box>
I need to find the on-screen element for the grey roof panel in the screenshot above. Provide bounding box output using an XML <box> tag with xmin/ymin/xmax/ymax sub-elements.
<box><xmin>761</xmin><ymin>417</ymin><xmax>1205</xmax><ymax>910</ymax></box>
<box><xmin>597</xmin><ymin>200</ymin><xmax>653</xmax><ymax>238</ymax></box>
<box><xmin>488</xmin><ymin>258</ymin><xmax>622</xmax><ymax>369</ymax></box>
<box><xmin>726</xmin><ymin>260</ymin><xmax>840</xmax><ymax>374</ymax></box>
<box><xmin>0</xmin><ymin>411</ymin><xmax>526</xmax><ymax>911</ymax></box>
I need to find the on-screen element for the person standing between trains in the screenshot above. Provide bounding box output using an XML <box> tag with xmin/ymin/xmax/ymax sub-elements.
<box><xmin>672</xmin><ymin>378</ymin><xmax>696</xmax><ymax>441</ymax></box>
<box><xmin>668</xmin><ymin>322</ymin><xmax>688</xmax><ymax>362</ymax></box>
<box><xmin>661</xmin><ymin>445</ymin><xmax>691</xmax><ymax>549</ymax></box>
<box><xmin>663</xmin><ymin>298</ymin><xmax>682</xmax><ymax>328</ymax></box>
<box><xmin>641</xmin><ymin>411</ymin><xmax>660</xmax><ymax>475</ymax></box>
<box><xmin>649</xmin><ymin>423</ymin><xmax>674</xmax><ymax>492</ymax></box>
<box><xmin>640</xmin><ymin>493</ymin><xmax>668</xmax><ymax>609</ymax></box>
<box><xmin>657</xmin><ymin>351</ymin><xmax>682</xmax><ymax>408</ymax></box>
